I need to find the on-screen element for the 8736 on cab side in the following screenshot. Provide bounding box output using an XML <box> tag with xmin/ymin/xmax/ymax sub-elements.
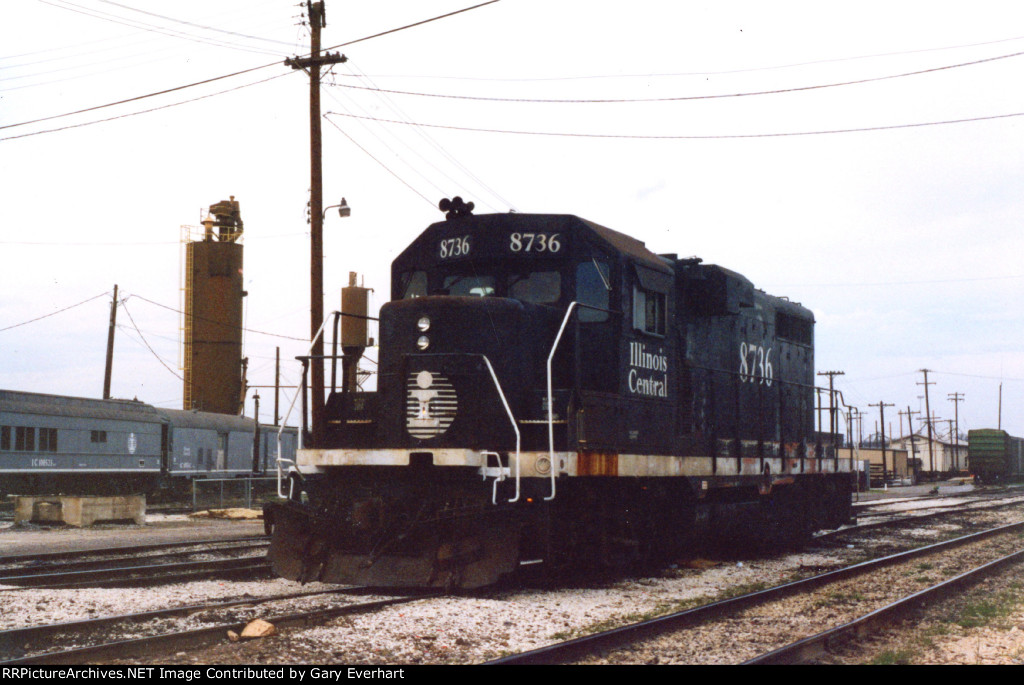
<box><xmin>266</xmin><ymin>204</ymin><xmax>854</xmax><ymax>589</ymax></box>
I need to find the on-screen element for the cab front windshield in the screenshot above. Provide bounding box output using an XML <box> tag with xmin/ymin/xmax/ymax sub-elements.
<box><xmin>401</xmin><ymin>266</ymin><xmax>562</xmax><ymax>306</ymax></box>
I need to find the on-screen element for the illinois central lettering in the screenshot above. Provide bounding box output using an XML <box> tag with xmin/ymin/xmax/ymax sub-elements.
<box><xmin>628</xmin><ymin>342</ymin><xmax>668</xmax><ymax>397</ymax></box>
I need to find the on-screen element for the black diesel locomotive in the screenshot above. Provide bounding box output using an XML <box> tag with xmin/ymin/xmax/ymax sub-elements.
<box><xmin>266</xmin><ymin>205</ymin><xmax>854</xmax><ymax>588</ymax></box>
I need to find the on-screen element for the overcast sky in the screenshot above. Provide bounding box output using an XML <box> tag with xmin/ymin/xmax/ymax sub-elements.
<box><xmin>2</xmin><ymin>1</ymin><xmax>1023</xmax><ymax>440</ymax></box>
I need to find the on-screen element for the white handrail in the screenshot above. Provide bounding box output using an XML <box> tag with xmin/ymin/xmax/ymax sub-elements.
<box><xmin>275</xmin><ymin>313</ymin><xmax>335</xmax><ymax>499</ymax></box>
<box><xmin>480</xmin><ymin>355</ymin><xmax>521</xmax><ymax>503</ymax></box>
<box><xmin>546</xmin><ymin>302</ymin><xmax>580</xmax><ymax>501</ymax></box>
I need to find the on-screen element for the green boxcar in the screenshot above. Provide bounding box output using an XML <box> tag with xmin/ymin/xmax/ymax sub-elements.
<box><xmin>968</xmin><ymin>429</ymin><xmax>1024</xmax><ymax>482</ymax></box>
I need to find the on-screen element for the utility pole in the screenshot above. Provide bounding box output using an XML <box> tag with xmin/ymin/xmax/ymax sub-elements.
<box><xmin>918</xmin><ymin>369</ymin><xmax>936</xmax><ymax>479</ymax></box>
<box><xmin>847</xmin><ymin>406</ymin><xmax>858</xmax><ymax>449</ymax></box>
<box><xmin>948</xmin><ymin>392</ymin><xmax>964</xmax><ymax>472</ymax></box>
<box><xmin>944</xmin><ymin>418</ymin><xmax>956</xmax><ymax>475</ymax></box>
<box><xmin>999</xmin><ymin>382</ymin><xmax>1003</xmax><ymax>430</ymax></box>
<box><xmin>817</xmin><ymin>370</ymin><xmax>845</xmax><ymax>444</ymax></box>
<box><xmin>286</xmin><ymin>1</ymin><xmax>347</xmax><ymax>445</ymax></box>
<box><xmin>815</xmin><ymin>387</ymin><xmax>823</xmax><ymax>435</ymax></box>
<box><xmin>252</xmin><ymin>392</ymin><xmax>261</xmax><ymax>474</ymax></box>
<box><xmin>846</xmin><ymin>406</ymin><xmax>858</xmax><ymax>469</ymax></box>
<box><xmin>103</xmin><ymin>284</ymin><xmax>118</xmax><ymax>399</ymax></box>
<box><xmin>900</xmin><ymin>407</ymin><xmax>920</xmax><ymax>484</ymax></box>
<box><xmin>274</xmin><ymin>346</ymin><xmax>281</xmax><ymax>427</ymax></box>
<box><xmin>869</xmin><ymin>401</ymin><xmax>895</xmax><ymax>484</ymax></box>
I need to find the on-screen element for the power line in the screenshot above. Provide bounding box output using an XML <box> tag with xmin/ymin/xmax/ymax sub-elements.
<box><xmin>353</xmin><ymin>32</ymin><xmax>1024</xmax><ymax>83</ymax></box>
<box><xmin>323</xmin><ymin>68</ymin><xmax>512</xmax><ymax>212</ymax></box>
<box><xmin>0</xmin><ymin>61</ymin><xmax>278</xmax><ymax>133</ymax></box>
<box><xmin>321</xmin><ymin>0</ymin><xmax>500</xmax><ymax>52</ymax></box>
<box><xmin>38</xmin><ymin>0</ymin><xmax>286</xmax><ymax>58</ymax></box>
<box><xmin>0</xmin><ymin>12</ymin><xmax>295</xmax><ymax>93</ymax></box>
<box><xmin>0</xmin><ymin>291</ymin><xmax>109</xmax><ymax>333</ymax></box>
<box><xmin>322</xmin><ymin>75</ymin><xmax>460</xmax><ymax>203</ymax></box>
<box><xmin>115</xmin><ymin>323</ymin><xmax>177</xmax><ymax>345</ymax></box>
<box><xmin>0</xmin><ymin>5</ymin><xmax>292</xmax><ymax>91</ymax></box>
<box><xmin>129</xmin><ymin>294</ymin><xmax>307</xmax><ymax>342</ymax></box>
<box><xmin>118</xmin><ymin>298</ymin><xmax>183</xmax><ymax>381</ymax></box>
<box><xmin>934</xmin><ymin>370</ymin><xmax>1024</xmax><ymax>383</ymax></box>
<box><xmin>324</xmin><ymin>108</ymin><xmax>1024</xmax><ymax>140</ymax></box>
<box><xmin>0</xmin><ymin>72</ymin><xmax>293</xmax><ymax>142</ymax></box>
<box><xmin>0</xmin><ymin>230</ymin><xmax>308</xmax><ymax>246</ymax></box>
<box><xmin>92</xmin><ymin>0</ymin><xmax>299</xmax><ymax>48</ymax></box>
<box><xmin>1</xmin><ymin>0</ymin><xmax>502</xmax><ymax>135</ymax></box>
<box><xmin>765</xmin><ymin>273</ymin><xmax>1024</xmax><ymax>288</ymax></box>
<box><xmin>336</xmin><ymin>62</ymin><xmax>516</xmax><ymax>212</ymax></box>
<box><xmin>325</xmin><ymin>47</ymin><xmax>1024</xmax><ymax>104</ymax></box>
<box><xmin>323</xmin><ymin>115</ymin><xmax>436</xmax><ymax>208</ymax></box>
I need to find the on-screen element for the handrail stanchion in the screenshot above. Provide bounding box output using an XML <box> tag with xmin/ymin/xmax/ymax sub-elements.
<box><xmin>275</xmin><ymin>314</ymin><xmax>335</xmax><ymax>499</ymax></box>
<box><xmin>546</xmin><ymin>302</ymin><xmax>580</xmax><ymax>502</ymax></box>
<box><xmin>480</xmin><ymin>355</ymin><xmax>521</xmax><ymax>503</ymax></box>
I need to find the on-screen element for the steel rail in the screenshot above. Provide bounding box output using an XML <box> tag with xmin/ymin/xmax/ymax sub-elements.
<box><xmin>0</xmin><ymin>586</ymin><xmax>375</xmax><ymax>659</ymax></box>
<box><xmin>853</xmin><ymin>493</ymin><xmax>1024</xmax><ymax>518</ymax></box>
<box><xmin>816</xmin><ymin>495</ymin><xmax>1024</xmax><ymax>543</ymax></box>
<box><xmin>0</xmin><ymin>556</ymin><xmax>271</xmax><ymax>589</ymax></box>
<box><xmin>0</xmin><ymin>542</ymin><xmax>268</xmax><ymax>578</ymax></box>
<box><xmin>485</xmin><ymin>520</ymin><xmax>1024</xmax><ymax>665</ymax></box>
<box><xmin>0</xmin><ymin>535</ymin><xmax>268</xmax><ymax>565</ymax></box>
<box><xmin>3</xmin><ymin>593</ymin><xmax>436</xmax><ymax>665</ymax></box>
<box><xmin>744</xmin><ymin>546</ymin><xmax>1024</xmax><ymax>664</ymax></box>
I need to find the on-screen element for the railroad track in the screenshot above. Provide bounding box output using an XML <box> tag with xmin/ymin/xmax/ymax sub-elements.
<box><xmin>852</xmin><ymin>489</ymin><xmax>1024</xmax><ymax>518</ymax></box>
<box><xmin>818</xmin><ymin>493</ymin><xmax>1024</xmax><ymax>543</ymax></box>
<box><xmin>486</xmin><ymin>519</ymin><xmax>1024</xmax><ymax>664</ymax></box>
<box><xmin>0</xmin><ymin>535</ymin><xmax>268</xmax><ymax>566</ymax></box>
<box><xmin>5</xmin><ymin>491</ymin><xmax>1020</xmax><ymax>664</ymax></box>
<box><xmin>0</xmin><ymin>587</ymin><xmax>435</xmax><ymax>664</ymax></box>
<box><xmin>0</xmin><ymin>537</ymin><xmax>271</xmax><ymax>590</ymax></box>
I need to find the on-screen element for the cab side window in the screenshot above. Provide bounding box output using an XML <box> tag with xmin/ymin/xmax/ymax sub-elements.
<box><xmin>633</xmin><ymin>286</ymin><xmax>666</xmax><ymax>336</ymax></box>
<box><xmin>576</xmin><ymin>260</ymin><xmax>610</xmax><ymax>322</ymax></box>
<box><xmin>632</xmin><ymin>264</ymin><xmax>670</xmax><ymax>336</ymax></box>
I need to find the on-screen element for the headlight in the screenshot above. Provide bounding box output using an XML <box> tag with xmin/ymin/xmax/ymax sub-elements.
<box><xmin>416</xmin><ymin>336</ymin><xmax>430</xmax><ymax>350</ymax></box>
<box><xmin>417</xmin><ymin>316</ymin><xmax>431</xmax><ymax>332</ymax></box>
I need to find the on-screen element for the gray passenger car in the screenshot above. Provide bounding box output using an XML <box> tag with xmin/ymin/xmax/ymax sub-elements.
<box><xmin>0</xmin><ymin>389</ymin><xmax>295</xmax><ymax>496</ymax></box>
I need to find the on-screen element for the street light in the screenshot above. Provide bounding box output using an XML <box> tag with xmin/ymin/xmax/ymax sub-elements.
<box><xmin>323</xmin><ymin>197</ymin><xmax>350</xmax><ymax>220</ymax></box>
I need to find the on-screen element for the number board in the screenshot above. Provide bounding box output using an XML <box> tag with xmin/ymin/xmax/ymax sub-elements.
<box><xmin>435</xmin><ymin>230</ymin><xmax>570</xmax><ymax>261</ymax></box>
<box><xmin>508</xmin><ymin>232</ymin><xmax>563</xmax><ymax>254</ymax></box>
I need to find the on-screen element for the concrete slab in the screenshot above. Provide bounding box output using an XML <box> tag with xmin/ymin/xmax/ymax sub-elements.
<box><xmin>13</xmin><ymin>495</ymin><xmax>146</xmax><ymax>526</ymax></box>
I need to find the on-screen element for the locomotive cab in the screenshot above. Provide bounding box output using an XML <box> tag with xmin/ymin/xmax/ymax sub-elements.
<box><xmin>317</xmin><ymin>212</ymin><xmax>672</xmax><ymax>465</ymax></box>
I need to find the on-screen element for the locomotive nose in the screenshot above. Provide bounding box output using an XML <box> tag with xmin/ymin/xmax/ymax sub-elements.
<box><xmin>381</xmin><ymin>295</ymin><xmax>529</xmax><ymax>357</ymax></box>
<box><xmin>377</xmin><ymin>296</ymin><xmax>549</xmax><ymax>450</ymax></box>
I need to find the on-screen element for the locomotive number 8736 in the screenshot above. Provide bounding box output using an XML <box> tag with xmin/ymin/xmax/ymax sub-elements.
<box><xmin>265</xmin><ymin>200</ymin><xmax>854</xmax><ymax>589</ymax></box>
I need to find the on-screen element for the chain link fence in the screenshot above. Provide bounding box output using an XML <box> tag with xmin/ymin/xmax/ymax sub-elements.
<box><xmin>189</xmin><ymin>476</ymin><xmax>280</xmax><ymax>512</ymax></box>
